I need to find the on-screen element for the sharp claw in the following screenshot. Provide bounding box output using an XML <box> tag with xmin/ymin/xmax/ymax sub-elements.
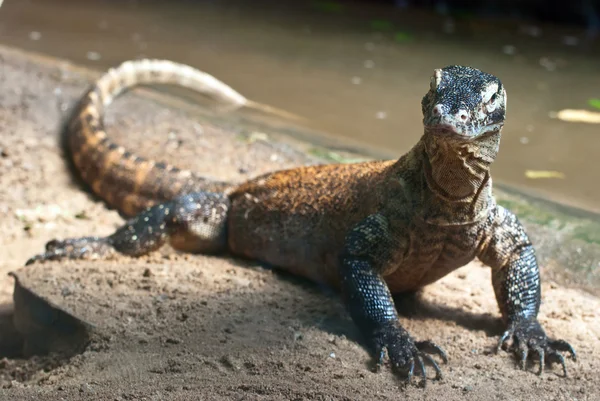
<box><xmin>547</xmin><ymin>350</ymin><xmax>567</xmax><ymax>377</ymax></box>
<box><xmin>497</xmin><ymin>330</ymin><xmax>511</xmax><ymax>353</ymax></box>
<box><xmin>518</xmin><ymin>344</ymin><xmax>528</xmax><ymax>370</ymax></box>
<box><xmin>45</xmin><ymin>240</ymin><xmax>57</xmax><ymax>251</ymax></box>
<box><xmin>550</xmin><ymin>339</ymin><xmax>577</xmax><ymax>362</ymax></box>
<box><xmin>501</xmin><ymin>320</ymin><xmax>575</xmax><ymax>378</ymax></box>
<box><xmin>535</xmin><ymin>346</ymin><xmax>545</xmax><ymax>375</ymax></box>
<box><xmin>406</xmin><ymin>358</ymin><xmax>415</xmax><ymax>383</ymax></box>
<box><xmin>374</xmin><ymin>346</ymin><xmax>385</xmax><ymax>372</ymax></box>
<box><xmin>373</xmin><ymin>324</ymin><xmax>445</xmax><ymax>385</ymax></box>
<box><xmin>416</xmin><ymin>355</ymin><xmax>427</xmax><ymax>386</ymax></box>
<box><xmin>560</xmin><ymin>359</ymin><xmax>568</xmax><ymax>378</ymax></box>
<box><xmin>415</xmin><ymin>340</ymin><xmax>448</xmax><ymax>363</ymax></box>
<box><xmin>421</xmin><ymin>353</ymin><xmax>443</xmax><ymax>380</ymax></box>
<box><xmin>26</xmin><ymin>251</ymin><xmax>55</xmax><ymax>266</ymax></box>
<box><xmin>377</xmin><ymin>347</ymin><xmax>385</xmax><ymax>365</ymax></box>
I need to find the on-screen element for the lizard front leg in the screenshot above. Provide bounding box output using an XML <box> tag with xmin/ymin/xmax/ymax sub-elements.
<box><xmin>479</xmin><ymin>206</ymin><xmax>576</xmax><ymax>376</ymax></box>
<box><xmin>26</xmin><ymin>192</ymin><xmax>230</xmax><ymax>265</ymax></box>
<box><xmin>340</xmin><ymin>214</ymin><xmax>447</xmax><ymax>386</ymax></box>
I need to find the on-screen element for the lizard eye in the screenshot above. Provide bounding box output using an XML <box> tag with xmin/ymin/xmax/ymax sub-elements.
<box><xmin>486</xmin><ymin>93</ymin><xmax>499</xmax><ymax>112</ymax></box>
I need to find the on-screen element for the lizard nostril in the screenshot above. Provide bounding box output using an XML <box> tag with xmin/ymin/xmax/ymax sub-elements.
<box><xmin>458</xmin><ymin>111</ymin><xmax>469</xmax><ymax>121</ymax></box>
<box><xmin>432</xmin><ymin>105</ymin><xmax>443</xmax><ymax>116</ymax></box>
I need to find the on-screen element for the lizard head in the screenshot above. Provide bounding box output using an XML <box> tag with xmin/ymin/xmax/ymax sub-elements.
<box><xmin>421</xmin><ymin>65</ymin><xmax>506</xmax><ymax>139</ymax></box>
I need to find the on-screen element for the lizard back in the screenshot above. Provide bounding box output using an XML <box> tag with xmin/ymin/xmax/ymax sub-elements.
<box><xmin>227</xmin><ymin>159</ymin><xmax>400</xmax><ymax>285</ymax></box>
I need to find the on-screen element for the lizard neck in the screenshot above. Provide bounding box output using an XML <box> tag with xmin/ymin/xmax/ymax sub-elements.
<box><xmin>417</xmin><ymin>130</ymin><xmax>501</xmax><ymax>225</ymax></box>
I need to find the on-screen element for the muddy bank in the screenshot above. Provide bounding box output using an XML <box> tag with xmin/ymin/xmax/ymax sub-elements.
<box><xmin>0</xmin><ymin>46</ymin><xmax>598</xmax><ymax>400</ymax></box>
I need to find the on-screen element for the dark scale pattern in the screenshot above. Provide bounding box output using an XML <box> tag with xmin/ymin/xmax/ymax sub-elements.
<box><xmin>492</xmin><ymin>245</ymin><xmax>540</xmax><ymax>322</ymax></box>
<box><xmin>344</xmin><ymin>214</ymin><xmax>391</xmax><ymax>257</ymax></box>
<box><xmin>421</xmin><ymin>65</ymin><xmax>506</xmax><ymax>138</ymax></box>
<box><xmin>340</xmin><ymin>258</ymin><xmax>398</xmax><ymax>330</ymax></box>
<box><xmin>27</xmin><ymin>62</ymin><xmax>576</xmax><ymax>385</ymax></box>
<box><xmin>340</xmin><ymin>257</ymin><xmax>448</xmax><ymax>385</ymax></box>
<box><xmin>478</xmin><ymin>206</ymin><xmax>576</xmax><ymax>376</ymax></box>
<box><xmin>26</xmin><ymin>192</ymin><xmax>229</xmax><ymax>265</ymax></box>
<box><xmin>428</xmin><ymin>66</ymin><xmax>500</xmax><ymax>114</ymax></box>
<box><xmin>340</xmin><ymin>215</ymin><xmax>448</xmax><ymax>385</ymax></box>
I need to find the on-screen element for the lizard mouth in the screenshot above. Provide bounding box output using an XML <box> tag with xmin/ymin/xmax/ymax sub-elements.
<box><xmin>425</xmin><ymin>122</ymin><xmax>504</xmax><ymax>139</ymax></box>
<box><xmin>425</xmin><ymin>123</ymin><xmax>470</xmax><ymax>138</ymax></box>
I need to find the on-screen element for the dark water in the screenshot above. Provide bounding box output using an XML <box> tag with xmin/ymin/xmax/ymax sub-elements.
<box><xmin>1</xmin><ymin>0</ymin><xmax>599</xmax><ymax>212</ymax></box>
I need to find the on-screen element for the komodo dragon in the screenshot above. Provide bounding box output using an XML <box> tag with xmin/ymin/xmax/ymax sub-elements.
<box><xmin>26</xmin><ymin>60</ymin><xmax>576</xmax><ymax>385</ymax></box>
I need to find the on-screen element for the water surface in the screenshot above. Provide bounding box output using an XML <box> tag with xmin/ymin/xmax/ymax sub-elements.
<box><xmin>1</xmin><ymin>0</ymin><xmax>599</xmax><ymax>212</ymax></box>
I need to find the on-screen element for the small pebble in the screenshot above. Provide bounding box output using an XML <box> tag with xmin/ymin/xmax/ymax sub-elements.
<box><xmin>131</xmin><ymin>32</ymin><xmax>143</xmax><ymax>43</ymax></box>
<box><xmin>443</xmin><ymin>19</ymin><xmax>455</xmax><ymax>34</ymax></box>
<box><xmin>539</xmin><ymin>57</ymin><xmax>556</xmax><ymax>71</ymax></box>
<box><xmin>521</xmin><ymin>25</ymin><xmax>542</xmax><ymax>38</ymax></box>
<box><xmin>29</xmin><ymin>31</ymin><xmax>42</xmax><ymax>41</ymax></box>
<box><xmin>79</xmin><ymin>383</ymin><xmax>93</xmax><ymax>393</ymax></box>
<box><xmin>562</xmin><ymin>35</ymin><xmax>579</xmax><ymax>46</ymax></box>
<box><xmin>502</xmin><ymin>45</ymin><xmax>516</xmax><ymax>55</ymax></box>
<box><xmin>86</xmin><ymin>51</ymin><xmax>102</xmax><ymax>61</ymax></box>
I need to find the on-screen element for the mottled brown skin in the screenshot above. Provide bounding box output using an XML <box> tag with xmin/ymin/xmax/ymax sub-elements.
<box><xmin>228</xmin><ymin>161</ymin><xmax>395</xmax><ymax>286</ymax></box>
<box><xmin>27</xmin><ymin>61</ymin><xmax>576</xmax><ymax>386</ymax></box>
<box><xmin>68</xmin><ymin>59</ymin><xmax>240</xmax><ymax>217</ymax></box>
<box><xmin>228</xmin><ymin>136</ymin><xmax>494</xmax><ymax>294</ymax></box>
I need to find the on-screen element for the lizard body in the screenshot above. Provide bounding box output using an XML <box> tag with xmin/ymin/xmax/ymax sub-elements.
<box><xmin>28</xmin><ymin>61</ymin><xmax>576</xmax><ymax>385</ymax></box>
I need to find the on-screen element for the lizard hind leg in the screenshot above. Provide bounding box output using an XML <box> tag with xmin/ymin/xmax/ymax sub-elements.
<box><xmin>25</xmin><ymin>191</ymin><xmax>230</xmax><ymax>265</ymax></box>
<box><xmin>165</xmin><ymin>191</ymin><xmax>230</xmax><ymax>254</ymax></box>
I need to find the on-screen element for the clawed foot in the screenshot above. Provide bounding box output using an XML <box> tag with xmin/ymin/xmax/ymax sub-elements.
<box><xmin>497</xmin><ymin>318</ymin><xmax>577</xmax><ymax>377</ymax></box>
<box><xmin>25</xmin><ymin>236</ymin><xmax>115</xmax><ymax>265</ymax></box>
<box><xmin>372</xmin><ymin>321</ymin><xmax>448</xmax><ymax>386</ymax></box>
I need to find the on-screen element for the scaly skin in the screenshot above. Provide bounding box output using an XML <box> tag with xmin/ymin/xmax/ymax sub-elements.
<box><xmin>27</xmin><ymin>61</ymin><xmax>576</xmax><ymax>385</ymax></box>
<box><xmin>67</xmin><ymin>59</ymin><xmax>243</xmax><ymax>217</ymax></box>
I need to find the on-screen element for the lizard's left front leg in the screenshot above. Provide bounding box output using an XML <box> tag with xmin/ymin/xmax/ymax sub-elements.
<box><xmin>340</xmin><ymin>214</ymin><xmax>447</xmax><ymax>386</ymax></box>
<box><xmin>479</xmin><ymin>206</ymin><xmax>576</xmax><ymax>376</ymax></box>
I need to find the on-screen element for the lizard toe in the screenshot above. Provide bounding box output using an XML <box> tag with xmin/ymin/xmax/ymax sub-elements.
<box><xmin>26</xmin><ymin>236</ymin><xmax>115</xmax><ymax>265</ymax></box>
<box><xmin>499</xmin><ymin>318</ymin><xmax>576</xmax><ymax>377</ymax></box>
<box><xmin>372</xmin><ymin>321</ymin><xmax>446</xmax><ymax>386</ymax></box>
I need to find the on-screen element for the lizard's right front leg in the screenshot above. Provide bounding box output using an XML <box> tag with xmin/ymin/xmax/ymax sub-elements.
<box><xmin>340</xmin><ymin>214</ymin><xmax>447</xmax><ymax>386</ymax></box>
<box><xmin>26</xmin><ymin>192</ymin><xmax>230</xmax><ymax>265</ymax></box>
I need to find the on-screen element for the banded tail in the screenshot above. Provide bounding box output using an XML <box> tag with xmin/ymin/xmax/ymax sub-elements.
<box><xmin>68</xmin><ymin>59</ymin><xmax>248</xmax><ymax>217</ymax></box>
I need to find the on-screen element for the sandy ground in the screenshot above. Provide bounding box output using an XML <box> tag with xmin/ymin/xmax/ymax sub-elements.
<box><xmin>0</xmin><ymin>46</ymin><xmax>598</xmax><ymax>400</ymax></box>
